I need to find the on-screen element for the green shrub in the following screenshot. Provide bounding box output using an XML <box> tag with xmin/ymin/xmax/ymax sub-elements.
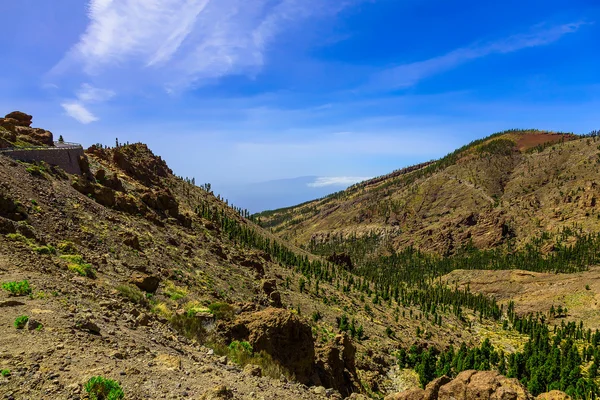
<box><xmin>163</xmin><ymin>280</ymin><xmax>187</xmax><ymax>300</ymax></box>
<box><xmin>169</xmin><ymin>313</ymin><xmax>206</xmax><ymax>342</ymax></box>
<box><xmin>2</xmin><ymin>280</ymin><xmax>32</xmax><ymax>296</ymax></box>
<box><xmin>26</xmin><ymin>165</ymin><xmax>46</xmax><ymax>177</ymax></box>
<box><xmin>208</xmin><ymin>302</ymin><xmax>234</xmax><ymax>320</ymax></box>
<box><xmin>228</xmin><ymin>340</ymin><xmax>253</xmax><ymax>363</ymax></box>
<box><xmin>116</xmin><ymin>285</ymin><xmax>146</xmax><ymax>305</ymax></box>
<box><xmin>312</xmin><ymin>311</ymin><xmax>323</xmax><ymax>322</ymax></box>
<box><xmin>0</xmin><ymin>369</ymin><xmax>10</xmax><ymax>377</ymax></box>
<box><xmin>57</xmin><ymin>241</ymin><xmax>77</xmax><ymax>254</ymax></box>
<box><xmin>14</xmin><ymin>315</ymin><xmax>29</xmax><ymax>329</ymax></box>
<box><xmin>84</xmin><ymin>376</ymin><xmax>124</xmax><ymax>400</ymax></box>
<box><xmin>60</xmin><ymin>255</ymin><xmax>95</xmax><ymax>278</ymax></box>
<box><xmin>33</xmin><ymin>245</ymin><xmax>56</xmax><ymax>255</ymax></box>
<box><xmin>5</xmin><ymin>233</ymin><xmax>29</xmax><ymax>243</ymax></box>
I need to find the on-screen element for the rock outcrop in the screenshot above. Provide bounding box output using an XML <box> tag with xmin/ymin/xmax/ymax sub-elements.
<box><xmin>222</xmin><ymin>308</ymin><xmax>360</xmax><ymax>395</ymax></box>
<box><xmin>0</xmin><ymin>111</ymin><xmax>54</xmax><ymax>147</ymax></box>
<box><xmin>384</xmin><ymin>370</ymin><xmax>535</xmax><ymax>400</ymax></box>
<box><xmin>314</xmin><ymin>333</ymin><xmax>360</xmax><ymax>397</ymax></box>
<box><xmin>223</xmin><ymin>308</ymin><xmax>316</xmax><ymax>384</ymax></box>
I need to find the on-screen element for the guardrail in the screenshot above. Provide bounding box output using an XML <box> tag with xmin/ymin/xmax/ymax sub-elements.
<box><xmin>0</xmin><ymin>142</ymin><xmax>83</xmax><ymax>153</ymax></box>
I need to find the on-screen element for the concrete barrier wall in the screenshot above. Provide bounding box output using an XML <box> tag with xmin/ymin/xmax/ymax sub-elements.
<box><xmin>1</xmin><ymin>147</ymin><xmax>85</xmax><ymax>175</ymax></box>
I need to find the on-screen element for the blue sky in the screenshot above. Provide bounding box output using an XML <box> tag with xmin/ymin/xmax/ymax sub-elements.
<box><xmin>1</xmin><ymin>0</ymin><xmax>599</xmax><ymax>211</ymax></box>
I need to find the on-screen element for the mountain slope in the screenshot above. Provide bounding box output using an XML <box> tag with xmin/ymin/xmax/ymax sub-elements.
<box><xmin>1</xmin><ymin>117</ymin><xmax>595</xmax><ymax>399</ymax></box>
<box><xmin>0</xmin><ymin>126</ymin><xmax>511</xmax><ymax>399</ymax></box>
<box><xmin>257</xmin><ymin>130</ymin><xmax>597</xmax><ymax>258</ymax></box>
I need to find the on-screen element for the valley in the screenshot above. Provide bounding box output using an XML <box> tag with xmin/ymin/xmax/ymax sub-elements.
<box><xmin>1</xmin><ymin>113</ymin><xmax>600</xmax><ymax>399</ymax></box>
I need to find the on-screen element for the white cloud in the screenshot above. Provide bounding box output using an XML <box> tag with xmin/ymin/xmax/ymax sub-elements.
<box><xmin>61</xmin><ymin>102</ymin><xmax>99</xmax><ymax>124</ymax></box>
<box><xmin>76</xmin><ymin>83</ymin><xmax>115</xmax><ymax>103</ymax></box>
<box><xmin>370</xmin><ymin>22</ymin><xmax>589</xmax><ymax>89</ymax></box>
<box><xmin>56</xmin><ymin>0</ymin><xmax>351</xmax><ymax>89</ymax></box>
<box><xmin>308</xmin><ymin>176</ymin><xmax>370</xmax><ymax>187</ymax></box>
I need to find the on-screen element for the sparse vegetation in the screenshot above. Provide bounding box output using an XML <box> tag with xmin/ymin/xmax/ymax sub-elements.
<box><xmin>116</xmin><ymin>284</ymin><xmax>146</xmax><ymax>305</ymax></box>
<box><xmin>25</xmin><ymin>165</ymin><xmax>46</xmax><ymax>177</ymax></box>
<box><xmin>84</xmin><ymin>376</ymin><xmax>124</xmax><ymax>400</ymax></box>
<box><xmin>208</xmin><ymin>302</ymin><xmax>234</xmax><ymax>320</ymax></box>
<box><xmin>163</xmin><ymin>280</ymin><xmax>187</xmax><ymax>300</ymax></box>
<box><xmin>33</xmin><ymin>244</ymin><xmax>56</xmax><ymax>254</ymax></box>
<box><xmin>2</xmin><ymin>280</ymin><xmax>32</xmax><ymax>296</ymax></box>
<box><xmin>0</xmin><ymin>369</ymin><xmax>10</xmax><ymax>377</ymax></box>
<box><xmin>14</xmin><ymin>315</ymin><xmax>29</xmax><ymax>329</ymax></box>
<box><xmin>60</xmin><ymin>255</ymin><xmax>95</xmax><ymax>278</ymax></box>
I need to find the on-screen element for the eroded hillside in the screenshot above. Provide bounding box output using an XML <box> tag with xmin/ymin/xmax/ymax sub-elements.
<box><xmin>1</xmin><ymin>117</ymin><xmax>596</xmax><ymax>399</ymax></box>
<box><xmin>258</xmin><ymin>130</ymin><xmax>598</xmax><ymax>258</ymax></box>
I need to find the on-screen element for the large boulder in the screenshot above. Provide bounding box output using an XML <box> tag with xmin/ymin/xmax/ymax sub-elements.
<box><xmin>15</xmin><ymin>127</ymin><xmax>54</xmax><ymax>146</ymax></box>
<box><xmin>314</xmin><ymin>333</ymin><xmax>360</xmax><ymax>397</ymax></box>
<box><xmin>0</xmin><ymin>112</ymin><xmax>53</xmax><ymax>146</ymax></box>
<box><xmin>222</xmin><ymin>308</ymin><xmax>315</xmax><ymax>384</ymax></box>
<box><xmin>385</xmin><ymin>370</ymin><xmax>533</xmax><ymax>400</ymax></box>
<box><xmin>536</xmin><ymin>391</ymin><xmax>571</xmax><ymax>400</ymax></box>
<box><xmin>5</xmin><ymin>111</ymin><xmax>32</xmax><ymax>127</ymax></box>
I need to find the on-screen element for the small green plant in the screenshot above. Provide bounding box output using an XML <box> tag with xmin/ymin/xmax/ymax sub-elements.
<box><xmin>228</xmin><ymin>340</ymin><xmax>254</xmax><ymax>363</ymax></box>
<box><xmin>14</xmin><ymin>315</ymin><xmax>29</xmax><ymax>329</ymax></box>
<box><xmin>84</xmin><ymin>376</ymin><xmax>124</xmax><ymax>400</ymax></box>
<box><xmin>2</xmin><ymin>280</ymin><xmax>32</xmax><ymax>296</ymax></box>
<box><xmin>0</xmin><ymin>369</ymin><xmax>10</xmax><ymax>377</ymax></box>
<box><xmin>33</xmin><ymin>245</ymin><xmax>56</xmax><ymax>255</ymax></box>
<box><xmin>312</xmin><ymin>311</ymin><xmax>323</xmax><ymax>322</ymax></box>
<box><xmin>208</xmin><ymin>302</ymin><xmax>234</xmax><ymax>320</ymax></box>
<box><xmin>163</xmin><ymin>280</ymin><xmax>187</xmax><ymax>300</ymax></box>
<box><xmin>5</xmin><ymin>233</ymin><xmax>29</xmax><ymax>243</ymax></box>
<box><xmin>26</xmin><ymin>165</ymin><xmax>46</xmax><ymax>177</ymax></box>
<box><xmin>116</xmin><ymin>285</ymin><xmax>146</xmax><ymax>305</ymax></box>
<box><xmin>57</xmin><ymin>241</ymin><xmax>77</xmax><ymax>255</ymax></box>
<box><xmin>60</xmin><ymin>255</ymin><xmax>95</xmax><ymax>278</ymax></box>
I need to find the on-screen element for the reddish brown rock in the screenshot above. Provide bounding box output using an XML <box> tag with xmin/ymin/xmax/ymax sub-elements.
<box><xmin>386</xmin><ymin>370</ymin><xmax>533</xmax><ymax>400</ymax></box>
<box><xmin>5</xmin><ymin>111</ymin><xmax>32</xmax><ymax>127</ymax></box>
<box><xmin>223</xmin><ymin>308</ymin><xmax>315</xmax><ymax>384</ymax></box>
<box><xmin>130</xmin><ymin>274</ymin><xmax>160</xmax><ymax>293</ymax></box>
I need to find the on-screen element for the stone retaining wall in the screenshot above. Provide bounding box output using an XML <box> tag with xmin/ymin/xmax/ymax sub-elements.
<box><xmin>0</xmin><ymin>146</ymin><xmax>84</xmax><ymax>175</ymax></box>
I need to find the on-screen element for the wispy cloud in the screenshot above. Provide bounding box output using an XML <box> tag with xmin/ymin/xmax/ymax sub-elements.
<box><xmin>308</xmin><ymin>176</ymin><xmax>370</xmax><ymax>187</ymax></box>
<box><xmin>55</xmin><ymin>0</ymin><xmax>354</xmax><ymax>90</ymax></box>
<box><xmin>61</xmin><ymin>101</ymin><xmax>98</xmax><ymax>124</ymax></box>
<box><xmin>76</xmin><ymin>83</ymin><xmax>115</xmax><ymax>103</ymax></box>
<box><xmin>61</xmin><ymin>83</ymin><xmax>114</xmax><ymax>123</ymax></box>
<box><xmin>370</xmin><ymin>22</ymin><xmax>590</xmax><ymax>90</ymax></box>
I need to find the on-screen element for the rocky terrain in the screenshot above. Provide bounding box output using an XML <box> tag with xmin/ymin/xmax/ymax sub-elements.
<box><xmin>0</xmin><ymin>115</ymin><xmax>585</xmax><ymax>399</ymax></box>
<box><xmin>0</xmin><ymin>111</ymin><xmax>54</xmax><ymax>148</ymax></box>
<box><xmin>258</xmin><ymin>130</ymin><xmax>599</xmax><ymax>258</ymax></box>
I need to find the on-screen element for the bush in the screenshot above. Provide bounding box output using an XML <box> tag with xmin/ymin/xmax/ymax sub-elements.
<box><xmin>163</xmin><ymin>281</ymin><xmax>187</xmax><ymax>300</ymax></box>
<box><xmin>14</xmin><ymin>315</ymin><xmax>29</xmax><ymax>329</ymax></box>
<box><xmin>5</xmin><ymin>233</ymin><xmax>29</xmax><ymax>243</ymax></box>
<box><xmin>33</xmin><ymin>245</ymin><xmax>56</xmax><ymax>255</ymax></box>
<box><xmin>116</xmin><ymin>284</ymin><xmax>146</xmax><ymax>305</ymax></box>
<box><xmin>208</xmin><ymin>302</ymin><xmax>234</xmax><ymax>320</ymax></box>
<box><xmin>84</xmin><ymin>376</ymin><xmax>124</xmax><ymax>400</ymax></box>
<box><xmin>60</xmin><ymin>255</ymin><xmax>95</xmax><ymax>278</ymax></box>
<box><xmin>57</xmin><ymin>241</ymin><xmax>77</xmax><ymax>254</ymax></box>
<box><xmin>2</xmin><ymin>280</ymin><xmax>32</xmax><ymax>296</ymax></box>
<box><xmin>1</xmin><ymin>369</ymin><xmax>10</xmax><ymax>377</ymax></box>
<box><xmin>228</xmin><ymin>340</ymin><xmax>254</xmax><ymax>364</ymax></box>
<box><xmin>312</xmin><ymin>311</ymin><xmax>323</xmax><ymax>322</ymax></box>
<box><xmin>170</xmin><ymin>313</ymin><xmax>206</xmax><ymax>342</ymax></box>
<box><xmin>26</xmin><ymin>165</ymin><xmax>46</xmax><ymax>177</ymax></box>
